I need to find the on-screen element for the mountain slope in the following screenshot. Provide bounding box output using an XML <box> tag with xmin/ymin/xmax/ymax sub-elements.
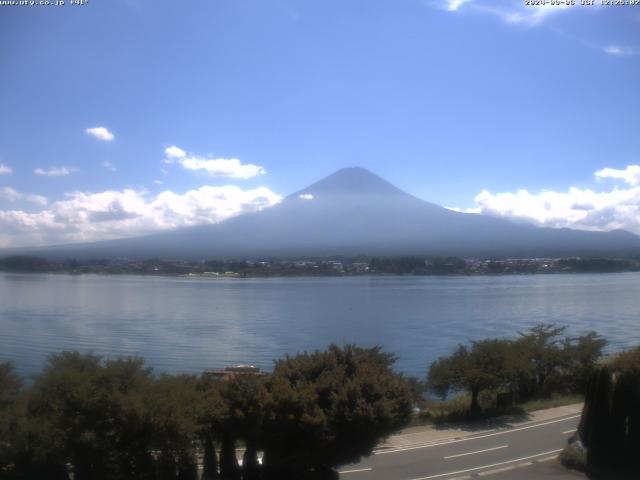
<box><xmin>8</xmin><ymin>167</ymin><xmax>640</xmax><ymax>259</ymax></box>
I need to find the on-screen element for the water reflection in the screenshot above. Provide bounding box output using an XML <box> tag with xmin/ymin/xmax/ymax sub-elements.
<box><xmin>1</xmin><ymin>272</ymin><xmax>639</xmax><ymax>377</ymax></box>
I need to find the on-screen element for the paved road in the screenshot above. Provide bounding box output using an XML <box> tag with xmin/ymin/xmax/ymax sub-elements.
<box><xmin>474</xmin><ymin>458</ymin><xmax>587</xmax><ymax>480</ymax></box>
<box><xmin>339</xmin><ymin>412</ymin><xmax>581</xmax><ymax>480</ymax></box>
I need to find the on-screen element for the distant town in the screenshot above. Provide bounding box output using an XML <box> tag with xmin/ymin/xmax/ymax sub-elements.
<box><xmin>1</xmin><ymin>255</ymin><xmax>640</xmax><ymax>276</ymax></box>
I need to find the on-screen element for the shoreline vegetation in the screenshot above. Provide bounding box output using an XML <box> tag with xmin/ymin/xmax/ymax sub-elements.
<box><xmin>1</xmin><ymin>324</ymin><xmax>633</xmax><ymax>479</ymax></box>
<box><xmin>2</xmin><ymin>255</ymin><xmax>640</xmax><ymax>277</ymax></box>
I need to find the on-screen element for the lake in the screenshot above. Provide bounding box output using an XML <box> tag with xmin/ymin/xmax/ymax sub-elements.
<box><xmin>1</xmin><ymin>272</ymin><xmax>639</xmax><ymax>378</ymax></box>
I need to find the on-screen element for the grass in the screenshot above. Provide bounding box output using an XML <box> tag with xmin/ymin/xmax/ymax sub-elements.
<box><xmin>409</xmin><ymin>392</ymin><xmax>584</xmax><ymax>427</ymax></box>
<box><xmin>517</xmin><ymin>393</ymin><xmax>583</xmax><ymax>412</ymax></box>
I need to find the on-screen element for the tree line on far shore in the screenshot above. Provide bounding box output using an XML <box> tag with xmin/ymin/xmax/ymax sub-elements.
<box><xmin>0</xmin><ymin>324</ymin><xmax>622</xmax><ymax>480</ymax></box>
<box><xmin>3</xmin><ymin>255</ymin><xmax>640</xmax><ymax>277</ymax></box>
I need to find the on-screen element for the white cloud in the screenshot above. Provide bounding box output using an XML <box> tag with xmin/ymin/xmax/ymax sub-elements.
<box><xmin>0</xmin><ymin>185</ymin><xmax>282</xmax><ymax>247</ymax></box>
<box><xmin>436</xmin><ymin>0</ymin><xmax>575</xmax><ymax>26</ymax></box>
<box><xmin>602</xmin><ymin>45</ymin><xmax>638</xmax><ymax>56</ymax></box>
<box><xmin>179</xmin><ymin>158</ymin><xmax>266</xmax><ymax>179</ymax></box>
<box><xmin>0</xmin><ymin>187</ymin><xmax>48</xmax><ymax>206</ymax></box>
<box><xmin>595</xmin><ymin>165</ymin><xmax>640</xmax><ymax>185</ymax></box>
<box><xmin>0</xmin><ymin>187</ymin><xmax>21</xmax><ymax>202</ymax></box>
<box><xmin>446</xmin><ymin>0</ymin><xmax>472</xmax><ymax>11</ymax></box>
<box><xmin>25</xmin><ymin>194</ymin><xmax>49</xmax><ymax>207</ymax></box>
<box><xmin>451</xmin><ymin>164</ymin><xmax>640</xmax><ymax>234</ymax></box>
<box><xmin>0</xmin><ymin>164</ymin><xmax>12</xmax><ymax>175</ymax></box>
<box><xmin>502</xmin><ymin>3</ymin><xmax>571</xmax><ymax>25</ymax></box>
<box><xmin>102</xmin><ymin>161</ymin><xmax>116</xmax><ymax>172</ymax></box>
<box><xmin>436</xmin><ymin>1</ymin><xmax>638</xmax><ymax>55</ymax></box>
<box><xmin>34</xmin><ymin>167</ymin><xmax>77</xmax><ymax>177</ymax></box>
<box><xmin>85</xmin><ymin>127</ymin><xmax>115</xmax><ymax>141</ymax></box>
<box><xmin>152</xmin><ymin>180</ymin><xmax>163</xmax><ymax>185</ymax></box>
<box><xmin>163</xmin><ymin>145</ymin><xmax>266</xmax><ymax>179</ymax></box>
<box><xmin>298</xmin><ymin>193</ymin><xmax>314</xmax><ymax>200</ymax></box>
<box><xmin>164</xmin><ymin>146</ymin><xmax>186</xmax><ymax>159</ymax></box>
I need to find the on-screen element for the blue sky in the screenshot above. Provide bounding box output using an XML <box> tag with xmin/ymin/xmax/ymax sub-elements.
<box><xmin>0</xmin><ymin>0</ymin><xmax>639</xmax><ymax>247</ymax></box>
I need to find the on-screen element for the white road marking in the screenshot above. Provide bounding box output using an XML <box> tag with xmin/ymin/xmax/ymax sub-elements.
<box><xmin>375</xmin><ymin>414</ymin><xmax>580</xmax><ymax>455</ymax></box>
<box><xmin>443</xmin><ymin>444</ymin><xmax>508</xmax><ymax>459</ymax></box>
<box><xmin>408</xmin><ymin>449</ymin><xmax>563</xmax><ymax>480</ymax></box>
<box><xmin>476</xmin><ymin>454</ymin><xmax>558</xmax><ymax>477</ymax></box>
<box><xmin>393</xmin><ymin>427</ymin><xmax>497</xmax><ymax>439</ymax></box>
<box><xmin>339</xmin><ymin>467</ymin><xmax>373</xmax><ymax>474</ymax></box>
<box><xmin>562</xmin><ymin>428</ymin><xmax>577</xmax><ymax>435</ymax></box>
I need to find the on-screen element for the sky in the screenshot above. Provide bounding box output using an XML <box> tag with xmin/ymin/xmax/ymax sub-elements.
<box><xmin>0</xmin><ymin>0</ymin><xmax>639</xmax><ymax>247</ymax></box>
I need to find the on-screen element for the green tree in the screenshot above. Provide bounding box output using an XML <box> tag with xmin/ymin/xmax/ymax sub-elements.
<box><xmin>514</xmin><ymin>324</ymin><xmax>567</xmax><ymax>398</ymax></box>
<box><xmin>560</xmin><ymin>332</ymin><xmax>607</xmax><ymax>393</ymax></box>
<box><xmin>20</xmin><ymin>352</ymin><xmax>158</xmax><ymax>480</ymax></box>
<box><xmin>427</xmin><ymin>339</ymin><xmax>515</xmax><ymax>416</ymax></box>
<box><xmin>607</xmin><ymin>345</ymin><xmax>640</xmax><ymax>373</ymax></box>
<box><xmin>262</xmin><ymin>344</ymin><xmax>413</xmax><ymax>473</ymax></box>
<box><xmin>217</xmin><ymin>375</ymin><xmax>268</xmax><ymax>480</ymax></box>
<box><xmin>146</xmin><ymin>374</ymin><xmax>202</xmax><ymax>480</ymax></box>
<box><xmin>514</xmin><ymin>325</ymin><xmax>606</xmax><ymax>398</ymax></box>
<box><xmin>198</xmin><ymin>376</ymin><xmax>226</xmax><ymax>480</ymax></box>
<box><xmin>0</xmin><ymin>362</ymin><xmax>24</xmax><ymax>478</ymax></box>
<box><xmin>0</xmin><ymin>362</ymin><xmax>21</xmax><ymax>410</ymax></box>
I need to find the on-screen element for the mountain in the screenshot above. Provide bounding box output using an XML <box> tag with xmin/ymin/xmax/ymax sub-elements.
<box><xmin>7</xmin><ymin>167</ymin><xmax>640</xmax><ymax>259</ymax></box>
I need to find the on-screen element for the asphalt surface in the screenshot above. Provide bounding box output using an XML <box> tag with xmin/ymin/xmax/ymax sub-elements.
<box><xmin>339</xmin><ymin>412</ymin><xmax>582</xmax><ymax>480</ymax></box>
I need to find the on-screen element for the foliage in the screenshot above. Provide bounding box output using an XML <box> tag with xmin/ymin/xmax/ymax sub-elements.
<box><xmin>0</xmin><ymin>363</ymin><xmax>23</xmax><ymax>478</ymax></box>
<box><xmin>0</xmin><ymin>353</ymin><xmax>199</xmax><ymax>480</ymax></box>
<box><xmin>515</xmin><ymin>324</ymin><xmax>606</xmax><ymax>398</ymax></box>
<box><xmin>369</xmin><ymin>257</ymin><xmax>467</xmax><ymax>275</ymax></box>
<box><xmin>262</xmin><ymin>345</ymin><xmax>413</xmax><ymax>469</ymax></box>
<box><xmin>427</xmin><ymin>324</ymin><xmax>607</xmax><ymax>416</ymax></box>
<box><xmin>0</xmin><ymin>362</ymin><xmax>21</xmax><ymax>411</ymax></box>
<box><xmin>606</xmin><ymin>345</ymin><xmax>640</xmax><ymax>374</ymax></box>
<box><xmin>146</xmin><ymin>374</ymin><xmax>202</xmax><ymax>479</ymax></box>
<box><xmin>0</xmin><ymin>345</ymin><xmax>414</xmax><ymax>478</ymax></box>
<box><xmin>0</xmin><ymin>335</ymin><xmax>612</xmax><ymax>478</ymax></box>
<box><xmin>0</xmin><ymin>256</ymin><xmax>50</xmax><ymax>273</ymax></box>
<box><xmin>427</xmin><ymin>339</ymin><xmax>519</xmax><ymax>416</ymax></box>
<box><xmin>23</xmin><ymin>352</ymin><xmax>158</xmax><ymax>480</ymax></box>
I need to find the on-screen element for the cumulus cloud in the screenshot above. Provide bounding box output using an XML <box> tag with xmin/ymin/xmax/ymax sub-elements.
<box><xmin>450</xmin><ymin>164</ymin><xmax>640</xmax><ymax>234</ymax></box>
<box><xmin>0</xmin><ymin>187</ymin><xmax>21</xmax><ymax>202</ymax></box>
<box><xmin>163</xmin><ymin>146</ymin><xmax>266</xmax><ymax>179</ymax></box>
<box><xmin>0</xmin><ymin>164</ymin><xmax>12</xmax><ymax>175</ymax></box>
<box><xmin>164</xmin><ymin>146</ymin><xmax>186</xmax><ymax>159</ymax></box>
<box><xmin>24</xmin><ymin>194</ymin><xmax>49</xmax><ymax>207</ymax></box>
<box><xmin>298</xmin><ymin>193</ymin><xmax>314</xmax><ymax>200</ymax></box>
<box><xmin>0</xmin><ymin>187</ymin><xmax>48</xmax><ymax>206</ymax></box>
<box><xmin>85</xmin><ymin>127</ymin><xmax>115</xmax><ymax>141</ymax></box>
<box><xmin>595</xmin><ymin>165</ymin><xmax>640</xmax><ymax>185</ymax></box>
<box><xmin>34</xmin><ymin>167</ymin><xmax>77</xmax><ymax>177</ymax></box>
<box><xmin>0</xmin><ymin>185</ymin><xmax>281</xmax><ymax>247</ymax></box>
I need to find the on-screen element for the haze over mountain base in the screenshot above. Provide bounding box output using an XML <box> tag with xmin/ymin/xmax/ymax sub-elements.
<box><xmin>4</xmin><ymin>168</ymin><xmax>640</xmax><ymax>260</ymax></box>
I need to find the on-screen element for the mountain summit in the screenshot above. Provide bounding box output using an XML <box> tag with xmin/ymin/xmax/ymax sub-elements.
<box><xmin>291</xmin><ymin>167</ymin><xmax>407</xmax><ymax>198</ymax></box>
<box><xmin>9</xmin><ymin>167</ymin><xmax>640</xmax><ymax>259</ymax></box>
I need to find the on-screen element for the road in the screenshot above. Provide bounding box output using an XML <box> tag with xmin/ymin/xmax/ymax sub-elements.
<box><xmin>339</xmin><ymin>412</ymin><xmax>581</xmax><ymax>480</ymax></box>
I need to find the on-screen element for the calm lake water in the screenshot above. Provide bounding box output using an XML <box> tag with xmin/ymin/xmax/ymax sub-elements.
<box><xmin>1</xmin><ymin>272</ymin><xmax>639</xmax><ymax>378</ymax></box>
